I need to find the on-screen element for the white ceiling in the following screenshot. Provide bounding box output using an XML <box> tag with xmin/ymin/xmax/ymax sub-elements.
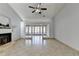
<box><xmin>9</xmin><ymin>3</ymin><xmax>65</xmax><ymax>21</ymax></box>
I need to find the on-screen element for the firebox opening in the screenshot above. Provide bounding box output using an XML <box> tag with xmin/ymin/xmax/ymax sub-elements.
<box><xmin>0</xmin><ymin>33</ymin><xmax>11</xmax><ymax>46</ymax></box>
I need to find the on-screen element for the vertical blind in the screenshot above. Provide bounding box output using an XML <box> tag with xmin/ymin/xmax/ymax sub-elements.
<box><xmin>25</xmin><ymin>25</ymin><xmax>47</xmax><ymax>35</ymax></box>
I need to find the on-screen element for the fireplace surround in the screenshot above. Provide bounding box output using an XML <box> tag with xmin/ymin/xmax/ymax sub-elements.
<box><xmin>0</xmin><ymin>33</ymin><xmax>11</xmax><ymax>45</ymax></box>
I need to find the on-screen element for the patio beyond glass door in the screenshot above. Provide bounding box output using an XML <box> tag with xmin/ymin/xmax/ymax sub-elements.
<box><xmin>25</xmin><ymin>25</ymin><xmax>47</xmax><ymax>36</ymax></box>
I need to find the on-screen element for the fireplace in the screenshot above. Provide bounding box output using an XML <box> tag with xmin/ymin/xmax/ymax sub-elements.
<box><xmin>0</xmin><ymin>33</ymin><xmax>11</xmax><ymax>45</ymax></box>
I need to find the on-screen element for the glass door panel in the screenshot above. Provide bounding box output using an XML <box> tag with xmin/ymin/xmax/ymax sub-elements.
<box><xmin>25</xmin><ymin>25</ymin><xmax>47</xmax><ymax>36</ymax></box>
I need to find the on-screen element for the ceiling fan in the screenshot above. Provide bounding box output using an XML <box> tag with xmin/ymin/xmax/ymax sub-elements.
<box><xmin>28</xmin><ymin>3</ymin><xmax>47</xmax><ymax>14</ymax></box>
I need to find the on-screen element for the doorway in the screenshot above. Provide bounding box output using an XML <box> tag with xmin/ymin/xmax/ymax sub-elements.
<box><xmin>25</xmin><ymin>25</ymin><xmax>47</xmax><ymax>37</ymax></box>
<box><xmin>25</xmin><ymin>25</ymin><xmax>48</xmax><ymax>45</ymax></box>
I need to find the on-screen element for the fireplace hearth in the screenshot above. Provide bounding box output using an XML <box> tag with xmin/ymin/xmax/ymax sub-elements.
<box><xmin>0</xmin><ymin>33</ymin><xmax>11</xmax><ymax>45</ymax></box>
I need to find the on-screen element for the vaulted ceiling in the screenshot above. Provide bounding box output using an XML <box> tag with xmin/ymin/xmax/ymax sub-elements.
<box><xmin>9</xmin><ymin>3</ymin><xmax>65</xmax><ymax>21</ymax></box>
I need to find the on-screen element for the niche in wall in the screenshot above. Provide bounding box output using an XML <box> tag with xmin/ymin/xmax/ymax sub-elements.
<box><xmin>0</xmin><ymin>15</ymin><xmax>11</xmax><ymax>28</ymax></box>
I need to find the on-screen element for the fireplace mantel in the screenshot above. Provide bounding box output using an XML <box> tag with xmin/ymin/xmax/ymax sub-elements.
<box><xmin>0</xmin><ymin>29</ymin><xmax>12</xmax><ymax>34</ymax></box>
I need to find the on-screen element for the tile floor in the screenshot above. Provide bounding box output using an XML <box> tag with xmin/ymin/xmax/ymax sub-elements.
<box><xmin>0</xmin><ymin>36</ymin><xmax>79</xmax><ymax>56</ymax></box>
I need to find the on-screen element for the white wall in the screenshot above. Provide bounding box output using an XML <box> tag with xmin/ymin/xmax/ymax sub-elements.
<box><xmin>21</xmin><ymin>21</ymin><xmax>25</xmax><ymax>38</ymax></box>
<box><xmin>0</xmin><ymin>4</ymin><xmax>21</xmax><ymax>41</ymax></box>
<box><xmin>0</xmin><ymin>16</ymin><xmax>9</xmax><ymax>25</ymax></box>
<box><xmin>54</xmin><ymin>4</ymin><xmax>79</xmax><ymax>50</ymax></box>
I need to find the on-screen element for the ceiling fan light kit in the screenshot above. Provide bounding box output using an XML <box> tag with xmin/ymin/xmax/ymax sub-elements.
<box><xmin>28</xmin><ymin>3</ymin><xmax>47</xmax><ymax>17</ymax></box>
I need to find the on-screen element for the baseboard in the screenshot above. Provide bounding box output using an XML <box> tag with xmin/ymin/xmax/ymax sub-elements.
<box><xmin>43</xmin><ymin>37</ymin><xmax>54</xmax><ymax>39</ymax></box>
<box><xmin>54</xmin><ymin>38</ymin><xmax>79</xmax><ymax>52</ymax></box>
<box><xmin>21</xmin><ymin>37</ymin><xmax>54</xmax><ymax>39</ymax></box>
<box><xmin>12</xmin><ymin>38</ymin><xmax>21</xmax><ymax>42</ymax></box>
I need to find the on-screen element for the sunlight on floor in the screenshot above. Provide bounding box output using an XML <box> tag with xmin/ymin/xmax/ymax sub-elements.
<box><xmin>25</xmin><ymin>36</ymin><xmax>47</xmax><ymax>46</ymax></box>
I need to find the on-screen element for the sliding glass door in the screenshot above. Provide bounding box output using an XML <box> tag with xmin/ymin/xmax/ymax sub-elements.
<box><xmin>25</xmin><ymin>25</ymin><xmax>47</xmax><ymax>36</ymax></box>
<box><xmin>25</xmin><ymin>25</ymin><xmax>48</xmax><ymax>45</ymax></box>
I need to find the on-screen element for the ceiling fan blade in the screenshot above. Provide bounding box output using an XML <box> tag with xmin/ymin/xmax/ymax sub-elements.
<box><xmin>41</xmin><ymin>8</ymin><xmax>47</xmax><ymax>10</ymax></box>
<box><xmin>32</xmin><ymin>10</ymin><xmax>36</xmax><ymax>13</ymax></box>
<box><xmin>29</xmin><ymin>6</ymin><xmax>35</xmax><ymax>9</ymax></box>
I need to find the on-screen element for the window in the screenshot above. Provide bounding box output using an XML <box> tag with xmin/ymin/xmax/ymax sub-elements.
<box><xmin>25</xmin><ymin>25</ymin><xmax>47</xmax><ymax>36</ymax></box>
